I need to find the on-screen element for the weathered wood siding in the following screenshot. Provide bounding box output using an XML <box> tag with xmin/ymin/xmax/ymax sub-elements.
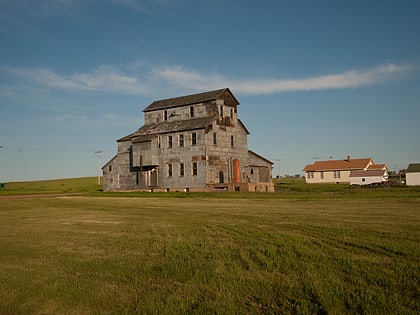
<box><xmin>103</xmin><ymin>89</ymin><xmax>273</xmax><ymax>192</ymax></box>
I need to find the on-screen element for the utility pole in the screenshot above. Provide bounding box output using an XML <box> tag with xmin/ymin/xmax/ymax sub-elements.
<box><xmin>95</xmin><ymin>150</ymin><xmax>102</xmax><ymax>185</ymax></box>
<box><xmin>275</xmin><ymin>159</ymin><xmax>283</xmax><ymax>178</ymax></box>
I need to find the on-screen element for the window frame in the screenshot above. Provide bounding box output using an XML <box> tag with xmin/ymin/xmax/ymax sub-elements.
<box><xmin>192</xmin><ymin>162</ymin><xmax>198</xmax><ymax>176</ymax></box>
<box><xmin>168</xmin><ymin>135</ymin><xmax>172</xmax><ymax>148</ymax></box>
<box><xmin>179</xmin><ymin>134</ymin><xmax>184</xmax><ymax>147</ymax></box>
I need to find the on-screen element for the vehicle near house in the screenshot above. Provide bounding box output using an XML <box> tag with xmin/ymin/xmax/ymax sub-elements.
<box><xmin>102</xmin><ymin>88</ymin><xmax>274</xmax><ymax>192</ymax></box>
<box><xmin>406</xmin><ymin>163</ymin><xmax>420</xmax><ymax>186</ymax></box>
<box><xmin>349</xmin><ymin>169</ymin><xmax>389</xmax><ymax>186</ymax></box>
<box><xmin>303</xmin><ymin>156</ymin><xmax>387</xmax><ymax>184</ymax></box>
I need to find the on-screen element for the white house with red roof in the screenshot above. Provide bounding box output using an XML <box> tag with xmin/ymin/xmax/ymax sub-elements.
<box><xmin>303</xmin><ymin>156</ymin><xmax>388</xmax><ymax>184</ymax></box>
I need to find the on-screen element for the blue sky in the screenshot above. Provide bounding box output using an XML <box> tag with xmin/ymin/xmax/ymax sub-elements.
<box><xmin>1</xmin><ymin>0</ymin><xmax>419</xmax><ymax>182</ymax></box>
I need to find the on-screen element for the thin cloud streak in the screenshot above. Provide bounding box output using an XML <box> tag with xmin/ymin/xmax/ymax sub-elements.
<box><xmin>156</xmin><ymin>63</ymin><xmax>411</xmax><ymax>94</ymax></box>
<box><xmin>6</xmin><ymin>63</ymin><xmax>411</xmax><ymax>96</ymax></box>
<box><xmin>8</xmin><ymin>65</ymin><xmax>151</xmax><ymax>95</ymax></box>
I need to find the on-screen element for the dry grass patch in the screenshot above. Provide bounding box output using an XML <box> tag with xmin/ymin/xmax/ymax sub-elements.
<box><xmin>0</xmin><ymin>195</ymin><xmax>418</xmax><ymax>314</ymax></box>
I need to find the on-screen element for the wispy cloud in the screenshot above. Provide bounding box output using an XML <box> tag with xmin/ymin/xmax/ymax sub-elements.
<box><xmin>8</xmin><ymin>65</ymin><xmax>151</xmax><ymax>95</ymax></box>
<box><xmin>6</xmin><ymin>62</ymin><xmax>412</xmax><ymax>97</ymax></box>
<box><xmin>154</xmin><ymin>63</ymin><xmax>411</xmax><ymax>94</ymax></box>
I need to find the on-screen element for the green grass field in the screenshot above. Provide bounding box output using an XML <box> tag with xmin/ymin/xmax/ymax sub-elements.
<box><xmin>0</xmin><ymin>178</ymin><xmax>419</xmax><ymax>314</ymax></box>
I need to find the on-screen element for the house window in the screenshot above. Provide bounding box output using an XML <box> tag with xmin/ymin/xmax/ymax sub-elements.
<box><xmin>179</xmin><ymin>134</ymin><xmax>184</xmax><ymax>147</ymax></box>
<box><xmin>219</xmin><ymin>171</ymin><xmax>224</xmax><ymax>183</ymax></box>
<box><xmin>320</xmin><ymin>171</ymin><xmax>324</xmax><ymax>179</ymax></box>
<box><xmin>179</xmin><ymin>163</ymin><xmax>184</xmax><ymax>176</ymax></box>
<box><xmin>307</xmin><ymin>172</ymin><xmax>314</xmax><ymax>179</ymax></box>
<box><xmin>230</xmin><ymin>108</ymin><xmax>234</xmax><ymax>118</ymax></box>
<box><xmin>157</xmin><ymin>136</ymin><xmax>161</xmax><ymax>149</ymax></box>
<box><xmin>213</xmin><ymin>132</ymin><xmax>217</xmax><ymax>145</ymax></box>
<box><xmin>220</xmin><ymin>105</ymin><xmax>224</xmax><ymax>118</ymax></box>
<box><xmin>251</xmin><ymin>169</ymin><xmax>254</xmax><ymax>175</ymax></box>
<box><xmin>168</xmin><ymin>135</ymin><xmax>172</xmax><ymax>148</ymax></box>
<box><xmin>190</xmin><ymin>106</ymin><xmax>194</xmax><ymax>118</ymax></box>
<box><xmin>192</xmin><ymin>162</ymin><xmax>198</xmax><ymax>176</ymax></box>
<box><xmin>333</xmin><ymin>171</ymin><xmax>341</xmax><ymax>179</ymax></box>
<box><xmin>168</xmin><ymin>164</ymin><xmax>172</xmax><ymax>177</ymax></box>
<box><xmin>108</xmin><ymin>165</ymin><xmax>112</xmax><ymax>172</ymax></box>
<box><xmin>230</xmin><ymin>135</ymin><xmax>234</xmax><ymax>147</ymax></box>
<box><xmin>191</xmin><ymin>132</ymin><xmax>197</xmax><ymax>145</ymax></box>
<box><xmin>163</xmin><ymin>110</ymin><xmax>168</xmax><ymax>121</ymax></box>
<box><xmin>362</xmin><ymin>178</ymin><xmax>365</xmax><ymax>182</ymax></box>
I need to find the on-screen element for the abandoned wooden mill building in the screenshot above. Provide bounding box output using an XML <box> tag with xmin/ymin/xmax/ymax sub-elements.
<box><xmin>102</xmin><ymin>88</ymin><xmax>274</xmax><ymax>192</ymax></box>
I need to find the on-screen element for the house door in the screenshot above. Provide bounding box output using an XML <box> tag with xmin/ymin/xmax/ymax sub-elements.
<box><xmin>233</xmin><ymin>159</ymin><xmax>240</xmax><ymax>183</ymax></box>
<box><xmin>219</xmin><ymin>171</ymin><xmax>224</xmax><ymax>183</ymax></box>
<box><xmin>147</xmin><ymin>168</ymin><xmax>158</xmax><ymax>187</ymax></box>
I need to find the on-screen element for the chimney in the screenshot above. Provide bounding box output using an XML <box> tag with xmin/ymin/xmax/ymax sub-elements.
<box><xmin>347</xmin><ymin>155</ymin><xmax>351</xmax><ymax>161</ymax></box>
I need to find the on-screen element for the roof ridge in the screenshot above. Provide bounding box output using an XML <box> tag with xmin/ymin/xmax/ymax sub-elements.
<box><xmin>142</xmin><ymin>88</ymin><xmax>236</xmax><ymax>112</ymax></box>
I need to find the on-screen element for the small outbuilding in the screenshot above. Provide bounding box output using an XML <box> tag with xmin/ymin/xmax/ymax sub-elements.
<box><xmin>406</xmin><ymin>163</ymin><xmax>420</xmax><ymax>186</ymax></box>
<box><xmin>349</xmin><ymin>169</ymin><xmax>388</xmax><ymax>186</ymax></box>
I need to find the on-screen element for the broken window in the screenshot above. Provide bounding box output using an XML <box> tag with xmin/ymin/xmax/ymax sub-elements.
<box><xmin>179</xmin><ymin>134</ymin><xmax>184</xmax><ymax>147</ymax></box>
<box><xmin>191</xmin><ymin>132</ymin><xmax>197</xmax><ymax>145</ymax></box>
<box><xmin>192</xmin><ymin>162</ymin><xmax>198</xmax><ymax>176</ymax></box>
<box><xmin>168</xmin><ymin>164</ymin><xmax>172</xmax><ymax>177</ymax></box>
<box><xmin>179</xmin><ymin>163</ymin><xmax>184</xmax><ymax>176</ymax></box>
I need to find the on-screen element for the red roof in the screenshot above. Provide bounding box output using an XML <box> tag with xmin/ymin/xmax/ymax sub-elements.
<box><xmin>367</xmin><ymin>164</ymin><xmax>387</xmax><ymax>170</ymax></box>
<box><xmin>303</xmin><ymin>158</ymin><xmax>373</xmax><ymax>172</ymax></box>
<box><xmin>349</xmin><ymin>169</ymin><xmax>387</xmax><ymax>177</ymax></box>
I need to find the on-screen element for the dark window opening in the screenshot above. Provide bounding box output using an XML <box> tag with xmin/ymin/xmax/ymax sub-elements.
<box><xmin>191</xmin><ymin>132</ymin><xmax>197</xmax><ymax>145</ymax></box>
<box><xmin>179</xmin><ymin>134</ymin><xmax>184</xmax><ymax>147</ymax></box>
<box><xmin>219</xmin><ymin>171</ymin><xmax>224</xmax><ymax>183</ymax></box>
<box><xmin>192</xmin><ymin>162</ymin><xmax>198</xmax><ymax>176</ymax></box>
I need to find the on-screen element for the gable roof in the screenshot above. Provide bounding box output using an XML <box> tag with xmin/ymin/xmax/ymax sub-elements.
<box><xmin>248</xmin><ymin>150</ymin><xmax>274</xmax><ymax>165</ymax></box>
<box><xmin>303</xmin><ymin>157</ymin><xmax>373</xmax><ymax>172</ymax></box>
<box><xmin>406</xmin><ymin>163</ymin><xmax>420</xmax><ymax>173</ymax></box>
<box><xmin>367</xmin><ymin>164</ymin><xmax>387</xmax><ymax>170</ymax></box>
<box><xmin>349</xmin><ymin>169</ymin><xmax>387</xmax><ymax>177</ymax></box>
<box><xmin>142</xmin><ymin>88</ymin><xmax>239</xmax><ymax>112</ymax></box>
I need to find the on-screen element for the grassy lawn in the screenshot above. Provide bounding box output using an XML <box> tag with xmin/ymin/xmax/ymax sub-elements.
<box><xmin>0</xmin><ymin>177</ymin><xmax>101</xmax><ymax>195</ymax></box>
<box><xmin>0</xmin><ymin>178</ymin><xmax>419</xmax><ymax>314</ymax></box>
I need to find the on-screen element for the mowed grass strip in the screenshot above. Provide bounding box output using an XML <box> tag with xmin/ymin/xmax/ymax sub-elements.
<box><xmin>0</xmin><ymin>196</ymin><xmax>418</xmax><ymax>314</ymax></box>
